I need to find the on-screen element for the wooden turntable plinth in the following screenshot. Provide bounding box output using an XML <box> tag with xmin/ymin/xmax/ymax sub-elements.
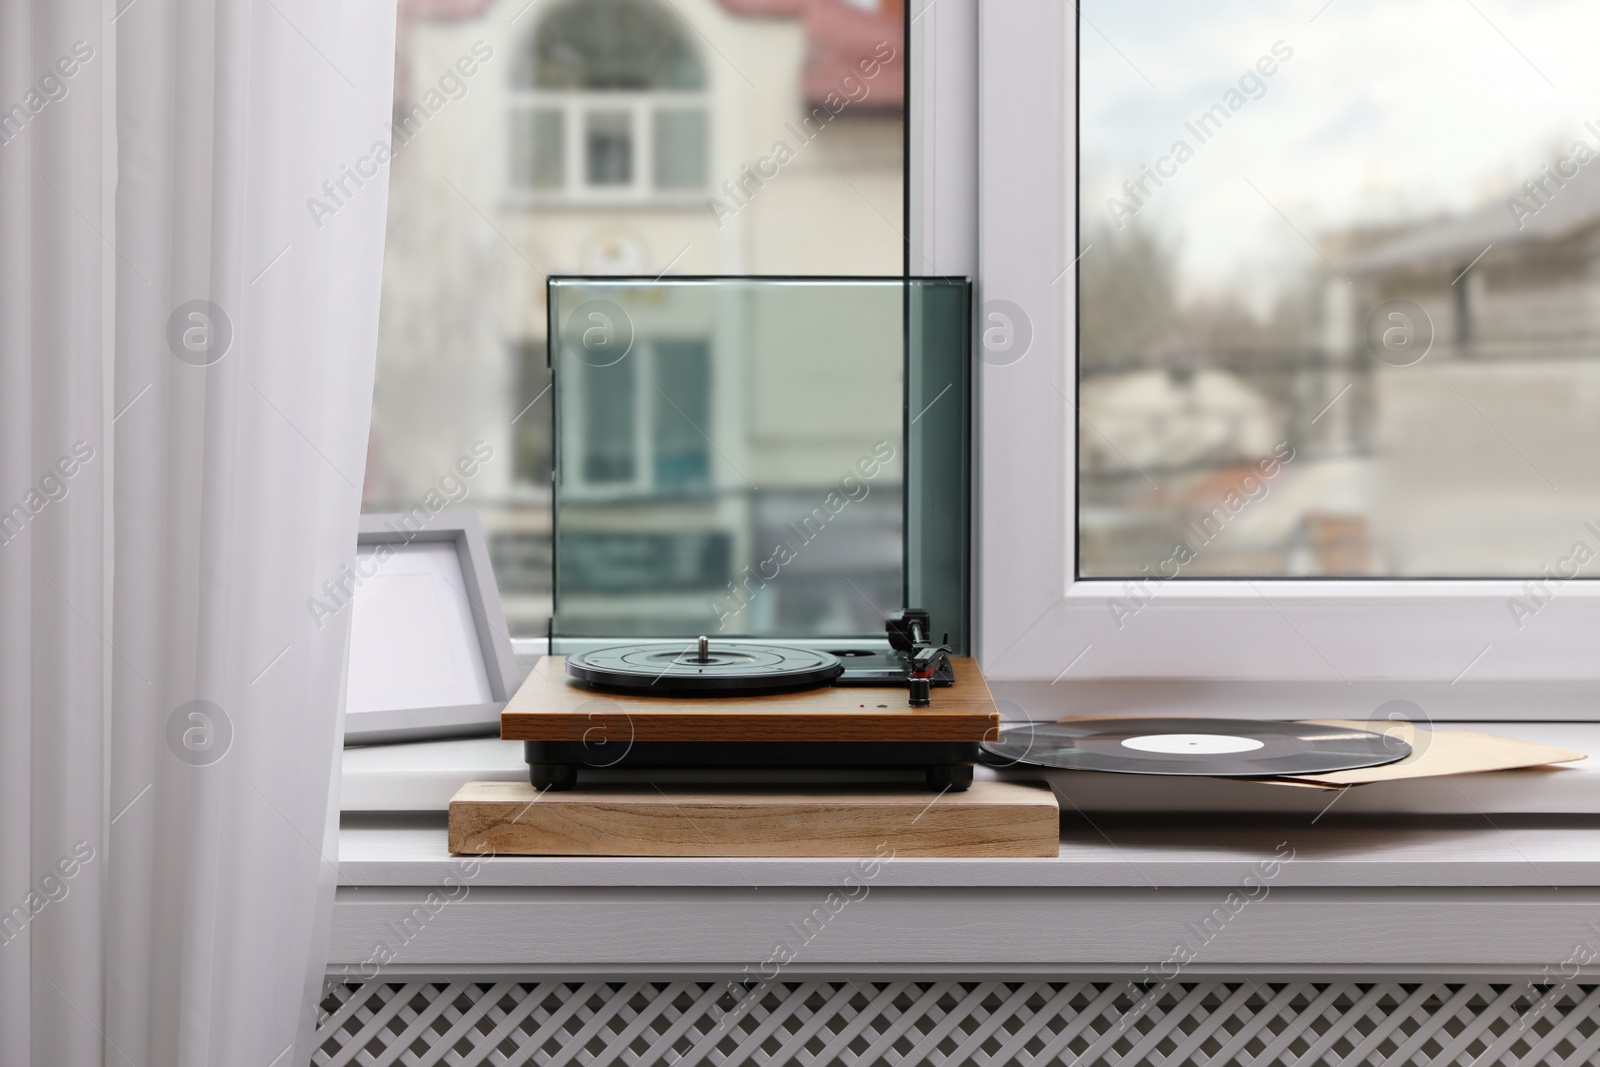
<box><xmin>500</xmin><ymin>656</ymin><xmax>1000</xmax><ymax>791</ymax></box>
<box><xmin>501</xmin><ymin>656</ymin><xmax>998</xmax><ymax>743</ymax></box>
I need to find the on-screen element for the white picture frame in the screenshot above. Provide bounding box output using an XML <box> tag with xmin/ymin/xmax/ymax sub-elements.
<box><xmin>343</xmin><ymin>512</ymin><xmax>522</xmax><ymax>744</ymax></box>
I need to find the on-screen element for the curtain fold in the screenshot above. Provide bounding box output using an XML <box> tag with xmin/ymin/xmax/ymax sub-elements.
<box><xmin>1</xmin><ymin>1</ymin><xmax>396</xmax><ymax>1063</ymax></box>
<box><xmin>0</xmin><ymin>0</ymin><xmax>108</xmax><ymax>1062</ymax></box>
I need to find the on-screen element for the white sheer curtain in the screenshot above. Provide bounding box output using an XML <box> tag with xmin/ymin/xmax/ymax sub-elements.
<box><xmin>0</xmin><ymin>1</ymin><xmax>396</xmax><ymax>1063</ymax></box>
<box><xmin>0</xmin><ymin>0</ymin><xmax>108</xmax><ymax>1063</ymax></box>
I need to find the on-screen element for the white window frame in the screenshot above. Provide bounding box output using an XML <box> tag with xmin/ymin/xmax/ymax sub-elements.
<box><xmin>562</xmin><ymin>337</ymin><xmax>715</xmax><ymax>499</ymax></box>
<box><xmin>957</xmin><ymin>0</ymin><xmax>1600</xmax><ymax>685</ymax></box>
<box><xmin>509</xmin><ymin>89</ymin><xmax>709</xmax><ymax>205</ymax></box>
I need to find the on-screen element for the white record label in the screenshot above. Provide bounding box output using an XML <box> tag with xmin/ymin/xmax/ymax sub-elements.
<box><xmin>1120</xmin><ymin>733</ymin><xmax>1266</xmax><ymax>755</ymax></box>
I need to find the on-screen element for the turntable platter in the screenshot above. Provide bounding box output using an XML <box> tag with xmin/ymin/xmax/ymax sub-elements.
<box><xmin>566</xmin><ymin>639</ymin><xmax>845</xmax><ymax>694</ymax></box>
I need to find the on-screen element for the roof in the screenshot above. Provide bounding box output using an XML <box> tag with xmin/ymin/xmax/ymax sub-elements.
<box><xmin>718</xmin><ymin>0</ymin><xmax>904</xmax><ymax>111</ymax></box>
<box><xmin>1347</xmin><ymin>162</ymin><xmax>1600</xmax><ymax>275</ymax></box>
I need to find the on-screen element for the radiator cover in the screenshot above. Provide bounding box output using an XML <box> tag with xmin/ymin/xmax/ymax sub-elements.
<box><xmin>313</xmin><ymin>977</ymin><xmax>1600</xmax><ymax>1066</ymax></box>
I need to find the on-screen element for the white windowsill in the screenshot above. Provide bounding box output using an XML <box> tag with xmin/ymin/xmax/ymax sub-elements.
<box><xmin>337</xmin><ymin>810</ymin><xmax>1600</xmax><ymax>890</ymax></box>
<box><xmin>333</xmin><ymin>703</ymin><xmax>1600</xmax><ymax>973</ymax></box>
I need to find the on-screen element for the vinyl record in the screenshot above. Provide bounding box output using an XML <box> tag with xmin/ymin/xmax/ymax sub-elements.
<box><xmin>980</xmin><ymin>717</ymin><xmax>1410</xmax><ymax>777</ymax></box>
<box><xmin>566</xmin><ymin>641</ymin><xmax>844</xmax><ymax>694</ymax></box>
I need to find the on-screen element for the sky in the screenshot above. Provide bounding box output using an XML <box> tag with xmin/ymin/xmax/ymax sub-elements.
<box><xmin>1078</xmin><ymin>0</ymin><xmax>1600</xmax><ymax>311</ymax></box>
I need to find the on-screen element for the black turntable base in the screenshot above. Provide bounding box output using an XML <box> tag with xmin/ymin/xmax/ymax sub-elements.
<box><xmin>521</xmin><ymin>740</ymin><xmax>981</xmax><ymax>791</ymax></box>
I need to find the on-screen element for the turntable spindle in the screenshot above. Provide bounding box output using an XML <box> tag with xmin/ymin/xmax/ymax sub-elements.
<box><xmin>696</xmin><ymin>635</ymin><xmax>709</xmax><ymax>664</ymax></box>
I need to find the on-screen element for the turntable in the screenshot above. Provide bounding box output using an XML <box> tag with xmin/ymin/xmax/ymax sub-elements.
<box><xmin>503</xmin><ymin>610</ymin><xmax>997</xmax><ymax>791</ymax></box>
<box><xmin>503</xmin><ymin>276</ymin><xmax>987</xmax><ymax>791</ymax></box>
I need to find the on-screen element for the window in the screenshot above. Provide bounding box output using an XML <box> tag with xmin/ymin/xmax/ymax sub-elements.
<box><xmin>364</xmin><ymin>0</ymin><xmax>906</xmax><ymax>639</ymax></box>
<box><xmin>566</xmin><ymin>340</ymin><xmax>713</xmax><ymax>495</ymax></box>
<box><xmin>1076</xmin><ymin>0</ymin><xmax>1600</xmax><ymax>582</ymax></box>
<box><xmin>651</xmin><ymin>341</ymin><xmax>713</xmax><ymax>489</ymax></box>
<box><xmin>975</xmin><ymin>0</ymin><xmax>1600</xmax><ymax>682</ymax></box>
<box><xmin>510</xmin><ymin>110</ymin><xmax>564</xmax><ymax>191</ymax></box>
<box><xmin>579</xmin><ymin>357</ymin><xmax>638</xmax><ymax>485</ymax></box>
<box><xmin>510</xmin><ymin>0</ymin><xmax>710</xmax><ymax>201</ymax></box>
<box><xmin>653</xmin><ymin>110</ymin><xmax>710</xmax><ymax>190</ymax></box>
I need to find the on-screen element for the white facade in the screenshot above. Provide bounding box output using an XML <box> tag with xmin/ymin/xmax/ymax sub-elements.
<box><xmin>366</xmin><ymin>0</ymin><xmax>905</xmax><ymax>630</ymax></box>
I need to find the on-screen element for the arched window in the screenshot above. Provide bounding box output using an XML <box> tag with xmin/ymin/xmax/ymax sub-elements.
<box><xmin>511</xmin><ymin>0</ymin><xmax>709</xmax><ymax>200</ymax></box>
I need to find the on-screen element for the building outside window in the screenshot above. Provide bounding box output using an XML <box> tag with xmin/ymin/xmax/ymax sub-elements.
<box><xmin>509</xmin><ymin>0</ymin><xmax>711</xmax><ymax>201</ymax></box>
<box><xmin>1075</xmin><ymin>0</ymin><xmax>1600</xmax><ymax>582</ymax></box>
<box><xmin>566</xmin><ymin>339</ymin><xmax>712</xmax><ymax>494</ymax></box>
<box><xmin>364</xmin><ymin>0</ymin><xmax>906</xmax><ymax>636</ymax></box>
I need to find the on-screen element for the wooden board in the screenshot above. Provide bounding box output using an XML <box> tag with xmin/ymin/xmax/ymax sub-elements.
<box><xmin>448</xmin><ymin>779</ymin><xmax>1059</xmax><ymax>858</ymax></box>
<box><xmin>500</xmin><ymin>656</ymin><xmax>999</xmax><ymax>743</ymax></box>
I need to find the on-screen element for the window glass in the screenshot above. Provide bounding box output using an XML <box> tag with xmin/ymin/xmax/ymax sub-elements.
<box><xmin>1078</xmin><ymin>0</ymin><xmax>1600</xmax><ymax>579</ymax></box>
<box><xmin>365</xmin><ymin>0</ymin><xmax>906</xmax><ymax>636</ymax></box>
<box><xmin>522</xmin><ymin>0</ymin><xmax>707</xmax><ymax>91</ymax></box>
<box><xmin>510</xmin><ymin>109</ymin><xmax>563</xmax><ymax>190</ymax></box>
<box><xmin>651</xmin><ymin>340</ymin><xmax>713</xmax><ymax>489</ymax></box>
<box><xmin>585</xmin><ymin>110</ymin><xmax>634</xmax><ymax>186</ymax></box>
<box><xmin>579</xmin><ymin>357</ymin><xmax>637</xmax><ymax>485</ymax></box>
<box><xmin>654</xmin><ymin>109</ymin><xmax>709</xmax><ymax>190</ymax></box>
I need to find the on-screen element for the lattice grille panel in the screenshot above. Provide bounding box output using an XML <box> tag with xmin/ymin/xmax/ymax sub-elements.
<box><xmin>313</xmin><ymin>978</ymin><xmax>1600</xmax><ymax>1067</ymax></box>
